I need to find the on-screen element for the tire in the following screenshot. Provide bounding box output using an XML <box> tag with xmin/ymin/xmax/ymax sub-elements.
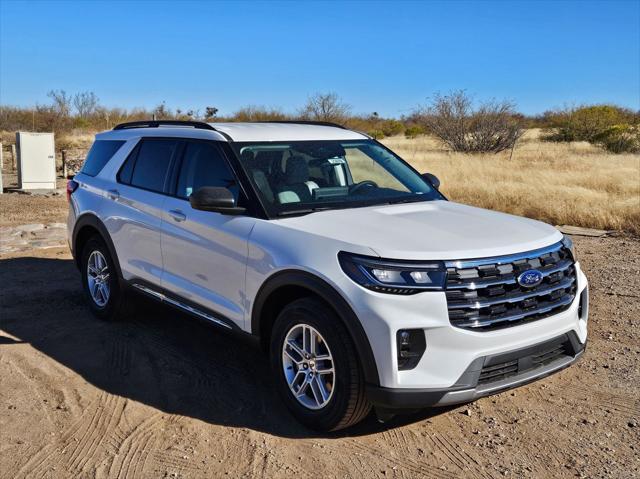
<box><xmin>80</xmin><ymin>235</ymin><xmax>134</xmax><ymax>321</ymax></box>
<box><xmin>270</xmin><ymin>297</ymin><xmax>371</xmax><ymax>431</ymax></box>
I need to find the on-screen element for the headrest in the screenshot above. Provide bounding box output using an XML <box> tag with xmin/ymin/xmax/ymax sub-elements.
<box><xmin>285</xmin><ymin>156</ymin><xmax>309</xmax><ymax>184</ymax></box>
<box><xmin>240</xmin><ymin>149</ymin><xmax>255</xmax><ymax>162</ymax></box>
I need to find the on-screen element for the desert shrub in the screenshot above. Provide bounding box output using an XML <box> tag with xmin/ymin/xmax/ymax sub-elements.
<box><xmin>232</xmin><ymin>106</ymin><xmax>288</xmax><ymax>121</ymax></box>
<box><xmin>593</xmin><ymin>124</ymin><xmax>640</xmax><ymax>153</ymax></box>
<box><xmin>404</xmin><ymin>125</ymin><xmax>425</xmax><ymax>139</ymax></box>
<box><xmin>415</xmin><ymin>90</ymin><xmax>524</xmax><ymax>153</ymax></box>
<box><xmin>381</xmin><ymin>120</ymin><xmax>404</xmax><ymax>137</ymax></box>
<box><xmin>367</xmin><ymin>129</ymin><xmax>385</xmax><ymax>139</ymax></box>
<box><xmin>543</xmin><ymin>105</ymin><xmax>636</xmax><ymax>143</ymax></box>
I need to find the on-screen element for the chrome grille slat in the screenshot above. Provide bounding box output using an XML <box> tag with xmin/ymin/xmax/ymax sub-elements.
<box><xmin>446</xmin><ymin>258</ymin><xmax>574</xmax><ymax>290</ymax></box>
<box><xmin>447</xmin><ymin>276</ymin><xmax>575</xmax><ymax>309</ymax></box>
<box><xmin>452</xmin><ymin>295</ymin><xmax>575</xmax><ymax>329</ymax></box>
<box><xmin>445</xmin><ymin>242</ymin><xmax>577</xmax><ymax>331</ymax></box>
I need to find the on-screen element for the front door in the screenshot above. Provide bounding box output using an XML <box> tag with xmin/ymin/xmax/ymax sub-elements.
<box><xmin>160</xmin><ymin>140</ymin><xmax>256</xmax><ymax>330</ymax></box>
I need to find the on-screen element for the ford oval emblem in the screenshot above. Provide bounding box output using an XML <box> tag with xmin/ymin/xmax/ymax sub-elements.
<box><xmin>517</xmin><ymin>269</ymin><xmax>544</xmax><ymax>288</ymax></box>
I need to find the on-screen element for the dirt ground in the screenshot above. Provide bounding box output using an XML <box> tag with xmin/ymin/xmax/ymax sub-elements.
<box><xmin>0</xmin><ymin>205</ymin><xmax>639</xmax><ymax>478</ymax></box>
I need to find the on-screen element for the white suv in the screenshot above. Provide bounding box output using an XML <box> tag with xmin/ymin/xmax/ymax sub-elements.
<box><xmin>67</xmin><ymin>120</ymin><xmax>589</xmax><ymax>431</ymax></box>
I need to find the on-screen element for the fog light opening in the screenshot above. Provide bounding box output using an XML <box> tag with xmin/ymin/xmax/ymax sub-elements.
<box><xmin>396</xmin><ymin>329</ymin><xmax>426</xmax><ymax>371</ymax></box>
<box><xmin>578</xmin><ymin>288</ymin><xmax>589</xmax><ymax>322</ymax></box>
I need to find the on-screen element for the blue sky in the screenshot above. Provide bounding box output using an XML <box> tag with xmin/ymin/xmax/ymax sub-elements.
<box><xmin>1</xmin><ymin>0</ymin><xmax>638</xmax><ymax>117</ymax></box>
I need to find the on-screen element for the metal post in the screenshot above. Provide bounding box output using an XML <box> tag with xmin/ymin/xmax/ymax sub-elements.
<box><xmin>11</xmin><ymin>144</ymin><xmax>17</xmax><ymax>171</ymax></box>
<box><xmin>0</xmin><ymin>143</ymin><xmax>3</xmax><ymax>194</ymax></box>
<box><xmin>62</xmin><ymin>150</ymin><xmax>67</xmax><ymax>179</ymax></box>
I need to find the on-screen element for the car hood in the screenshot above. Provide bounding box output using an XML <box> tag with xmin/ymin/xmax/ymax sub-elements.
<box><xmin>275</xmin><ymin>200</ymin><xmax>563</xmax><ymax>260</ymax></box>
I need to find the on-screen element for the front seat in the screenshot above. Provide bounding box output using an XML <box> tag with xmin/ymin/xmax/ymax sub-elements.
<box><xmin>242</xmin><ymin>150</ymin><xmax>275</xmax><ymax>203</ymax></box>
<box><xmin>276</xmin><ymin>156</ymin><xmax>318</xmax><ymax>204</ymax></box>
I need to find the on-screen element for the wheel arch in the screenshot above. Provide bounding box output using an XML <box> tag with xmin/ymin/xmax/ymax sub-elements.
<box><xmin>251</xmin><ymin>270</ymin><xmax>380</xmax><ymax>386</ymax></box>
<box><xmin>72</xmin><ymin>214</ymin><xmax>123</xmax><ymax>280</ymax></box>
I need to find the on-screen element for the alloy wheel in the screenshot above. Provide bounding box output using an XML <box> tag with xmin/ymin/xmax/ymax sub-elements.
<box><xmin>282</xmin><ymin>324</ymin><xmax>335</xmax><ymax>410</ymax></box>
<box><xmin>87</xmin><ymin>250</ymin><xmax>110</xmax><ymax>307</ymax></box>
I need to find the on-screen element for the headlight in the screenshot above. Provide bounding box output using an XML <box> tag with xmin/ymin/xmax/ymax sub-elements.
<box><xmin>561</xmin><ymin>235</ymin><xmax>578</xmax><ymax>261</ymax></box>
<box><xmin>338</xmin><ymin>252</ymin><xmax>446</xmax><ymax>294</ymax></box>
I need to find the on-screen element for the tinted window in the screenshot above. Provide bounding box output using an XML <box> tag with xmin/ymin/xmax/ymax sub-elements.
<box><xmin>176</xmin><ymin>142</ymin><xmax>237</xmax><ymax>200</ymax></box>
<box><xmin>81</xmin><ymin>140</ymin><xmax>125</xmax><ymax>176</ymax></box>
<box><xmin>117</xmin><ymin>145</ymin><xmax>138</xmax><ymax>184</ymax></box>
<box><xmin>130</xmin><ymin>139</ymin><xmax>179</xmax><ymax>193</ymax></box>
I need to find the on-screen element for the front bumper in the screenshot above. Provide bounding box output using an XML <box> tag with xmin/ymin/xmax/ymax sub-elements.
<box><xmin>340</xmin><ymin>260</ymin><xmax>588</xmax><ymax>395</ymax></box>
<box><xmin>367</xmin><ymin>331</ymin><xmax>586</xmax><ymax>408</ymax></box>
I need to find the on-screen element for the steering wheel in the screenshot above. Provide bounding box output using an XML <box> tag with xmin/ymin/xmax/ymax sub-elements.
<box><xmin>349</xmin><ymin>180</ymin><xmax>379</xmax><ymax>195</ymax></box>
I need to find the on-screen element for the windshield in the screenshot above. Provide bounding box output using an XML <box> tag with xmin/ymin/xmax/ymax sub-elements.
<box><xmin>233</xmin><ymin>140</ymin><xmax>443</xmax><ymax>217</ymax></box>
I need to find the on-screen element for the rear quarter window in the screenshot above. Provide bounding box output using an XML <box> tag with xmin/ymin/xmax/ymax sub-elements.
<box><xmin>81</xmin><ymin>140</ymin><xmax>126</xmax><ymax>176</ymax></box>
<box><xmin>129</xmin><ymin>139</ymin><xmax>180</xmax><ymax>193</ymax></box>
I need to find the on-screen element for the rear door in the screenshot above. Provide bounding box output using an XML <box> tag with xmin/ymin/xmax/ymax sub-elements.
<box><xmin>105</xmin><ymin>138</ymin><xmax>180</xmax><ymax>286</ymax></box>
<box><xmin>160</xmin><ymin>140</ymin><xmax>256</xmax><ymax>330</ymax></box>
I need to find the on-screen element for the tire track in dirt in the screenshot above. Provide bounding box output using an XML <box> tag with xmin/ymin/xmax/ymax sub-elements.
<box><xmin>109</xmin><ymin>334</ymin><xmax>132</xmax><ymax>378</ymax></box>
<box><xmin>330</xmin><ymin>438</ymin><xmax>461</xmax><ymax>479</ymax></box>
<box><xmin>562</xmin><ymin>384</ymin><xmax>640</xmax><ymax>417</ymax></box>
<box><xmin>13</xmin><ymin>392</ymin><xmax>126</xmax><ymax>478</ymax></box>
<box><xmin>385</xmin><ymin>424</ymin><xmax>488</xmax><ymax>479</ymax></box>
<box><xmin>130</xmin><ymin>317</ymin><xmax>255</xmax><ymax>417</ymax></box>
<box><xmin>109</xmin><ymin>414</ymin><xmax>166</xmax><ymax>479</ymax></box>
<box><xmin>428</xmin><ymin>431</ymin><xmax>487</xmax><ymax>479</ymax></box>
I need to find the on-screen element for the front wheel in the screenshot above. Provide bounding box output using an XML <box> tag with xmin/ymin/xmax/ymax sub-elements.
<box><xmin>270</xmin><ymin>298</ymin><xmax>371</xmax><ymax>431</ymax></box>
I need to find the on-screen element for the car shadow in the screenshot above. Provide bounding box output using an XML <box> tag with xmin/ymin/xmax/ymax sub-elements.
<box><xmin>0</xmin><ymin>256</ymin><xmax>450</xmax><ymax>439</ymax></box>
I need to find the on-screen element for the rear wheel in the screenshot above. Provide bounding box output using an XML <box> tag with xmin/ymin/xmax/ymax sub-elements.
<box><xmin>80</xmin><ymin>235</ymin><xmax>134</xmax><ymax>321</ymax></box>
<box><xmin>270</xmin><ymin>297</ymin><xmax>371</xmax><ymax>431</ymax></box>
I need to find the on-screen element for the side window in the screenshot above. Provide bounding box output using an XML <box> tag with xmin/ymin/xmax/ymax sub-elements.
<box><xmin>117</xmin><ymin>144</ymin><xmax>138</xmax><ymax>184</ymax></box>
<box><xmin>176</xmin><ymin>142</ymin><xmax>238</xmax><ymax>200</ymax></box>
<box><xmin>129</xmin><ymin>139</ymin><xmax>179</xmax><ymax>193</ymax></box>
<box><xmin>81</xmin><ymin>140</ymin><xmax>126</xmax><ymax>176</ymax></box>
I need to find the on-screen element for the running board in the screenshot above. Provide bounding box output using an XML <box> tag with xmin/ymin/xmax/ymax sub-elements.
<box><xmin>131</xmin><ymin>283</ymin><xmax>233</xmax><ymax>330</ymax></box>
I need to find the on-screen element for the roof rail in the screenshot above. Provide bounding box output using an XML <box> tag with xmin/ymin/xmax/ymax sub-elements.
<box><xmin>113</xmin><ymin>120</ymin><xmax>216</xmax><ymax>131</ymax></box>
<box><xmin>254</xmin><ymin>120</ymin><xmax>347</xmax><ymax>129</ymax></box>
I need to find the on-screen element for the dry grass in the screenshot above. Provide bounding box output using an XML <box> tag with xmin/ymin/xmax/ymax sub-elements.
<box><xmin>382</xmin><ymin>130</ymin><xmax>640</xmax><ymax>235</ymax></box>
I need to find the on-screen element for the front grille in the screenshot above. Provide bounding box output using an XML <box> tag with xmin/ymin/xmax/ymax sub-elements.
<box><xmin>446</xmin><ymin>242</ymin><xmax>577</xmax><ymax>331</ymax></box>
<box><xmin>477</xmin><ymin>336</ymin><xmax>571</xmax><ymax>385</ymax></box>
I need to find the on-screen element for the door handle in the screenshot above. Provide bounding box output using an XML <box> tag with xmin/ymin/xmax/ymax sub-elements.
<box><xmin>168</xmin><ymin>209</ymin><xmax>186</xmax><ymax>222</ymax></box>
<box><xmin>107</xmin><ymin>189</ymin><xmax>120</xmax><ymax>201</ymax></box>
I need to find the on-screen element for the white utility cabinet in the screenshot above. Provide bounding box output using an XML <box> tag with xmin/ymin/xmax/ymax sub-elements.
<box><xmin>16</xmin><ymin>132</ymin><xmax>56</xmax><ymax>190</ymax></box>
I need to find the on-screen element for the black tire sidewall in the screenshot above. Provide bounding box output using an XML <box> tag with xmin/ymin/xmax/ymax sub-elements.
<box><xmin>80</xmin><ymin>236</ymin><xmax>121</xmax><ymax>320</ymax></box>
<box><xmin>270</xmin><ymin>298</ymin><xmax>359</xmax><ymax>431</ymax></box>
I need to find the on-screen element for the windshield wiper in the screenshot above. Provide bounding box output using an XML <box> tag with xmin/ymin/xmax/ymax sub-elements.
<box><xmin>275</xmin><ymin>206</ymin><xmax>334</xmax><ymax>217</ymax></box>
<box><xmin>385</xmin><ymin>197</ymin><xmax>428</xmax><ymax>205</ymax></box>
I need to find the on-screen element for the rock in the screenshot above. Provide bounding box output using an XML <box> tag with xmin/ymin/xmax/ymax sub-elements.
<box><xmin>628</xmin><ymin>419</ymin><xmax>638</xmax><ymax>428</ymax></box>
<box><xmin>17</xmin><ymin>223</ymin><xmax>45</xmax><ymax>232</ymax></box>
<box><xmin>557</xmin><ymin>225</ymin><xmax>611</xmax><ymax>237</ymax></box>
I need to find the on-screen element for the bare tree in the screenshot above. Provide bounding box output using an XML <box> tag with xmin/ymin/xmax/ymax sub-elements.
<box><xmin>417</xmin><ymin>90</ymin><xmax>524</xmax><ymax>153</ymax></box>
<box><xmin>299</xmin><ymin>92</ymin><xmax>351</xmax><ymax>123</ymax></box>
<box><xmin>47</xmin><ymin>90</ymin><xmax>72</xmax><ymax>117</ymax></box>
<box><xmin>73</xmin><ymin>91</ymin><xmax>100</xmax><ymax>118</ymax></box>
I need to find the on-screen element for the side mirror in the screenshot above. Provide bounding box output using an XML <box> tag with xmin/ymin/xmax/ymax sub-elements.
<box><xmin>422</xmin><ymin>173</ymin><xmax>440</xmax><ymax>189</ymax></box>
<box><xmin>189</xmin><ymin>187</ymin><xmax>246</xmax><ymax>215</ymax></box>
